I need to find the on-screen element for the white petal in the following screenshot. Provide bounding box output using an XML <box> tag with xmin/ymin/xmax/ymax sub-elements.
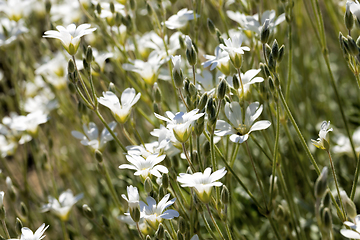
<box><xmin>340</xmin><ymin>229</ymin><xmax>360</xmax><ymax>239</ymax></box>
<box><xmin>249</xmin><ymin>120</ymin><xmax>271</xmax><ymax>133</ymax></box>
<box><xmin>229</xmin><ymin>134</ymin><xmax>249</xmax><ymax>144</ymax></box>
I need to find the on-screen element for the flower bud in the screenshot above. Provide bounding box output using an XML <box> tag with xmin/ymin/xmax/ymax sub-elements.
<box><xmin>221</xmin><ymin>185</ymin><xmax>230</xmax><ymax>205</ymax></box>
<box><xmin>189</xmin><ymin>82</ymin><xmax>197</xmax><ymax>97</ymax></box>
<box><xmin>278</xmin><ymin>45</ymin><xmax>285</xmax><ymax>62</ymax></box>
<box><xmin>185</xmin><ymin>36</ymin><xmax>197</xmax><ymax>66</ymax></box>
<box><xmin>20</xmin><ymin>202</ymin><xmax>28</xmax><ymax>217</ymax></box>
<box><xmin>155</xmin><ymin>223</ymin><xmax>164</xmax><ymax>238</ymax></box>
<box><xmin>83</xmin><ymin>59</ymin><xmax>90</xmax><ymax>72</ymax></box>
<box><xmin>177</xmin><ymin>230</ymin><xmax>185</xmax><ymax>240</ymax></box>
<box><xmin>265</xmin><ymin>43</ymin><xmax>272</xmax><ymax>60</ymax></box>
<box><xmin>15</xmin><ymin>217</ymin><xmax>23</xmax><ymax>236</ymax></box>
<box><xmin>268</xmin><ymin>54</ymin><xmax>276</xmax><ymax>72</ymax></box>
<box><xmin>272</xmin><ymin>40</ymin><xmax>279</xmax><ymax>60</ymax></box>
<box><xmin>217</xmin><ymin>78</ymin><xmax>227</xmax><ymax>100</ymax></box>
<box><xmin>162</xmin><ymin>173</ymin><xmax>169</xmax><ymax>189</ymax></box>
<box><xmin>232</xmin><ymin>74</ymin><xmax>240</xmax><ymax>89</ymax></box>
<box><xmin>260</xmin><ymin>63</ymin><xmax>271</xmax><ymax>78</ymax></box>
<box><xmin>323</xmin><ymin>190</ymin><xmax>331</xmax><ymax>208</ymax></box>
<box><xmin>68</xmin><ymin>59</ymin><xmax>75</xmax><ymax>73</ymax></box>
<box><xmin>146</xmin><ymin>3</ymin><xmax>152</xmax><ymax>15</ymax></box>
<box><xmin>45</xmin><ymin>0</ymin><xmax>51</xmax><ymax>14</ymax></box>
<box><xmin>178</xmin><ymin>217</ymin><xmax>186</xmax><ymax>234</ymax></box>
<box><xmin>203</xmin><ymin>141</ymin><xmax>210</xmax><ymax>158</ymax></box>
<box><xmin>110</xmin><ymin>2</ymin><xmax>115</xmax><ymax>13</ymax></box>
<box><xmin>345</xmin><ymin>2</ymin><xmax>354</xmax><ymax>31</ymax></box>
<box><xmin>314</xmin><ymin>167</ymin><xmax>328</xmax><ymax>199</ymax></box>
<box><xmin>95</xmin><ymin>150</ymin><xmax>103</xmax><ymax>162</ymax></box>
<box><xmin>68</xmin><ymin>82</ymin><xmax>76</xmax><ymax>94</ymax></box>
<box><xmin>146</xmin><ymin>235</ymin><xmax>151</xmax><ymax>240</ymax></box>
<box><xmin>173</xmin><ymin>69</ymin><xmax>184</xmax><ymax>89</ymax></box>
<box><xmin>130</xmin><ymin>206</ymin><xmax>140</xmax><ymax>222</ymax></box>
<box><xmin>130</xmin><ymin>0</ymin><xmax>136</xmax><ymax>10</ymax></box>
<box><xmin>198</xmin><ymin>92</ymin><xmax>208</xmax><ymax>110</ymax></box>
<box><xmin>347</xmin><ymin>35</ymin><xmax>359</xmax><ymax>55</ymax></box>
<box><xmin>275</xmin><ymin>205</ymin><xmax>285</xmax><ymax>221</ymax></box>
<box><xmin>82</xmin><ymin>204</ymin><xmax>94</xmax><ymax>219</ymax></box>
<box><xmin>144</xmin><ymin>177</ymin><xmax>153</xmax><ymax>193</ymax></box>
<box><xmin>207</xmin><ymin>18</ymin><xmax>216</xmax><ymax>34</ymax></box>
<box><xmin>322</xmin><ymin>207</ymin><xmax>332</xmax><ymax>230</ymax></box>
<box><xmin>86</xmin><ymin>46</ymin><xmax>93</xmax><ymax>63</ymax></box>
<box><xmin>96</xmin><ymin>3</ymin><xmax>102</xmax><ymax>15</ymax></box>
<box><xmin>102</xmin><ymin>215</ymin><xmax>111</xmax><ymax>228</ymax></box>
<box><xmin>8</xmin><ymin>186</ymin><xmax>16</xmax><ymax>202</ymax></box>
<box><xmin>154</xmin><ymin>84</ymin><xmax>162</xmax><ymax>103</ymax></box>
<box><xmin>340</xmin><ymin>190</ymin><xmax>357</xmax><ymax>219</ymax></box>
<box><xmin>261</xmin><ymin>19</ymin><xmax>271</xmax><ymax>44</ymax></box>
<box><xmin>164</xmin><ymin>156</ymin><xmax>172</xmax><ymax>169</ymax></box>
<box><xmin>216</xmin><ymin>29</ymin><xmax>225</xmax><ymax>45</ymax></box>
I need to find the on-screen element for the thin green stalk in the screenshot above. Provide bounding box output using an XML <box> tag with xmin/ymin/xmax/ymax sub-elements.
<box><xmin>268</xmin><ymin>216</ymin><xmax>282</xmax><ymax>240</ymax></box>
<box><xmin>327</xmin><ymin>151</ymin><xmax>346</xmax><ymax>219</ymax></box>
<box><xmin>206</xmin><ymin>204</ymin><xmax>225</xmax><ymax>239</ymax></box>
<box><xmin>182</xmin><ymin>143</ymin><xmax>196</xmax><ymax>172</ymax></box>
<box><xmin>225</xmin><ymin>221</ymin><xmax>233</xmax><ymax>240</ymax></box>
<box><xmin>245</xmin><ymin>141</ymin><xmax>268</xmax><ymax>210</ymax></box>
<box><xmin>60</xmin><ymin>220</ymin><xmax>70</xmax><ymax>240</ymax></box>
<box><xmin>197</xmin><ymin>136</ymin><xmax>204</xmax><ymax>171</ymax></box>
<box><xmin>100</xmin><ymin>162</ymin><xmax>123</xmax><ymax>212</ymax></box>
<box><xmin>95</xmin><ymin>109</ymin><xmax>127</xmax><ymax>152</ymax></box>
<box><xmin>285</xmin><ymin>4</ymin><xmax>293</xmax><ymax>101</ymax></box>
<box><xmin>136</xmin><ymin>223</ymin><xmax>145</xmax><ymax>240</ymax></box>
<box><xmin>276</xmin><ymin>165</ymin><xmax>302</xmax><ymax>240</ymax></box>
<box><xmin>201</xmin><ymin>212</ymin><xmax>218</xmax><ymax>239</ymax></box>
<box><xmin>72</xmin><ymin>56</ymin><xmax>93</xmax><ymax>106</ymax></box>
<box><xmin>277</xmin><ymin>87</ymin><xmax>320</xmax><ymax>175</ymax></box>
<box><xmin>1</xmin><ymin>220</ymin><xmax>10</xmax><ymax>239</ymax></box>
<box><xmin>269</xmin><ymin>99</ymin><xmax>280</xmax><ymax>207</ymax></box>
<box><xmin>203</xmin><ymin>132</ymin><xmax>262</xmax><ymax>209</ymax></box>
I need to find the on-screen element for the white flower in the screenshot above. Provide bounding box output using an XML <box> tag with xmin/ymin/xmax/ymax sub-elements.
<box><xmin>202</xmin><ymin>46</ymin><xmax>230</xmax><ymax>74</ymax></box>
<box><xmin>215</xmin><ymin>102</ymin><xmax>271</xmax><ymax>144</ymax></box>
<box><xmin>341</xmin><ymin>215</ymin><xmax>360</xmax><ymax>239</ymax></box>
<box><xmin>0</xmin><ymin>0</ymin><xmax>33</xmax><ymax>21</ymax></box>
<box><xmin>8</xmin><ymin>223</ymin><xmax>49</xmax><ymax>240</ymax></box>
<box><xmin>41</xmin><ymin>189</ymin><xmax>83</xmax><ymax>221</ymax></box>
<box><xmin>0</xmin><ymin>191</ymin><xmax>4</xmax><ymax>207</ymax></box>
<box><xmin>227</xmin><ymin>10</ymin><xmax>285</xmax><ymax>36</ymax></box>
<box><xmin>119</xmin><ymin>153</ymin><xmax>168</xmax><ymax>180</ymax></box>
<box><xmin>0</xmin><ymin>18</ymin><xmax>28</xmax><ymax>46</ymax></box>
<box><xmin>164</xmin><ymin>8</ymin><xmax>199</xmax><ymax>30</ymax></box>
<box><xmin>226</xmin><ymin>69</ymin><xmax>264</xmax><ymax>96</ymax></box>
<box><xmin>349</xmin><ymin>1</ymin><xmax>360</xmax><ymax>20</ymax></box>
<box><xmin>122</xmin><ymin>54</ymin><xmax>163</xmax><ymax>85</ymax></box>
<box><xmin>71</xmin><ymin>121</ymin><xmax>117</xmax><ymax>151</ymax></box>
<box><xmin>43</xmin><ymin>23</ymin><xmax>96</xmax><ymax>55</ymax></box>
<box><xmin>311</xmin><ymin>121</ymin><xmax>333</xmax><ymax>151</ymax></box>
<box><xmin>177</xmin><ymin>167</ymin><xmax>227</xmax><ymax>203</ymax></box>
<box><xmin>150</xmin><ymin>125</ymin><xmax>182</xmax><ymax>155</ymax></box>
<box><xmin>9</xmin><ymin>111</ymin><xmax>49</xmax><ymax>136</ymax></box>
<box><xmin>333</xmin><ymin>127</ymin><xmax>360</xmax><ymax>155</ymax></box>
<box><xmin>98</xmin><ymin>88</ymin><xmax>141</xmax><ymax>123</ymax></box>
<box><xmin>184</xmin><ymin>35</ymin><xmax>193</xmax><ymax>51</ymax></box>
<box><xmin>219</xmin><ymin>33</ymin><xmax>250</xmax><ymax>63</ymax></box>
<box><xmin>121</xmin><ymin>185</ymin><xmax>139</xmax><ymax>210</ymax></box>
<box><xmin>155</xmin><ymin>109</ymin><xmax>205</xmax><ymax>143</ymax></box>
<box><xmin>140</xmin><ymin>194</ymin><xmax>179</xmax><ymax>229</ymax></box>
<box><xmin>144</xmin><ymin>31</ymin><xmax>181</xmax><ymax>61</ymax></box>
<box><xmin>171</xmin><ymin>55</ymin><xmax>182</xmax><ymax>73</ymax></box>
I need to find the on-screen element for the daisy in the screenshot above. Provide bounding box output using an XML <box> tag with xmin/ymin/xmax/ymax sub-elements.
<box><xmin>43</xmin><ymin>23</ymin><xmax>96</xmax><ymax>55</ymax></box>
<box><xmin>164</xmin><ymin>8</ymin><xmax>199</xmax><ymax>30</ymax></box>
<box><xmin>155</xmin><ymin>109</ymin><xmax>205</xmax><ymax>143</ymax></box>
<box><xmin>8</xmin><ymin>223</ymin><xmax>49</xmax><ymax>240</ymax></box>
<box><xmin>311</xmin><ymin>121</ymin><xmax>332</xmax><ymax>151</ymax></box>
<box><xmin>71</xmin><ymin>121</ymin><xmax>117</xmax><ymax>151</ymax></box>
<box><xmin>140</xmin><ymin>194</ymin><xmax>179</xmax><ymax>229</ymax></box>
<box><xmin>119</xmin><ymin>153</ymin><xmax>168</xmax><ymax>180</ymax></box>
<box><xmin>220</xmin><ymin>33</ymin><xmax>250</xmax><ymax>68</ymax></box>
<box><xmin>226</xmin><ymin>69</ymin><xmax>264</xmax><ymax>97</ymax></box>
<box><xmin>177</xmin><ymin>167</ymin><xmax>227</xmax><ymax>203</ymax></box>
<box><xmin>215</xmin><ymin>102</ymin><xmax>271</xmax><ymax>144</ymax></box>
<box><xmin>41</xmin><ymin>189</ymin><xmax>83</xmax><ymax>221</ymax></box>
<box><xmin>202</xmin><ymin>46</ymin><xmax>230</xmax><ymax>75</ymax></box>
<box><xmin>97</xmin><ymin>88</ymin><xmax>141</xmax><ymax>124</ymax></box>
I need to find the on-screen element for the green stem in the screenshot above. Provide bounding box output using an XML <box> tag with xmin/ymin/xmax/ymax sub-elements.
<box><xmin>182</xmin><ymin>143</ymin><xmax>196</xmax><ymax>172</ymax></box>
<box><xmin>269</xmin><ymin>99</ymin><xmax>280</xmax><ymax>207</ymax></box>
<box><xmin>268</xmin><ymin>216</ymin><xmax>282</xmax><ymax>240</ymax></box>
<box><xmin>201</xmin><ymin>212</ymin><xmax>218</xmax><ymax>239</ymax></box>
<box><xmin>136</xmin><ymin>222</ymin><xmax>145</xmax><ymax>240</ymax></box>
<box><xmin>206</xmin><ymin>204</ymin><xmax>225</xmax><ymax>240</ymax></box>
<box><xmin>327</xmin><ymin>151</ymin><xmax>346</xmax><ymax>219</ymax></box>
<box><xmin>60</xmin><ymin>220</ymin><xmax>70</xmax><ymax>240</ymax></box>
<box><xmin>245</xmin><ymin>141</ymin><xmax>268</xmax><ymax>210</ymax></box>
<box><xmin>100</xmin><ymin>162</ymin><xmax>123</xmax><ymax>212</ymax></box>
<box><xmin>1</xmin><ymin>220</ymin><xmax>10</xmax><ymax>239</ymax></box>
<box><xmin>95</xmin><ymin>109</ymin><xmax>127</xmax><ymax>152</ymax></box>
